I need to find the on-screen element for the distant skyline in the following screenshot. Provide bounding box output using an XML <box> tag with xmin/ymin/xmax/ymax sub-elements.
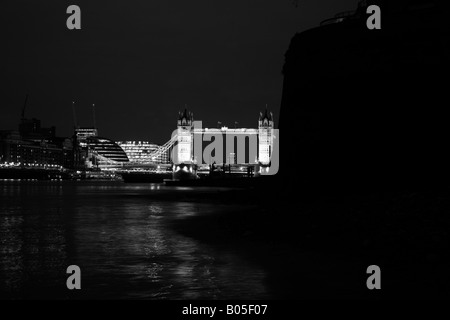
<box><xmin>2</xmin><ymin>0</ymin><xmax>356</xmax><ymax>144</ymax></box>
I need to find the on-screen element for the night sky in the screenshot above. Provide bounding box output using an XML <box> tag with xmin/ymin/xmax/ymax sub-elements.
<box><xmin>2</xmin><ymin>0</ymin><xmax>355</xmax><ymax>144</ymax></box>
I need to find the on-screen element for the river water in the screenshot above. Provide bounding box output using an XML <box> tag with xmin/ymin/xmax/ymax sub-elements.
<box><xmin>0</xmin><ymin>181</ymin><xmax>270</xmax><ymax>299</ymax></box>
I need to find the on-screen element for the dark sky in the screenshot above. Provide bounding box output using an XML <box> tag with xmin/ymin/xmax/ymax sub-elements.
<box><xmin>2</xmin><ymin>0</ymin><xmax>356</xmax><ymax>144</ymax></box>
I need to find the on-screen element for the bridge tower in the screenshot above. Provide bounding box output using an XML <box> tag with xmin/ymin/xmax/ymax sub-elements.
<box><xmin>258</xmin><ymin>109</ymin><xmax>274</xmax><ymax>165</ymax></box>
<box><xmin>176</xmin><ymin>108</ymin><xmax>194</xmax><ymax>164</ymax></box>
<box><xmin>173</xmin><ymin>108</ymin><xmax>197</xmax><ymax>180</ymax></box>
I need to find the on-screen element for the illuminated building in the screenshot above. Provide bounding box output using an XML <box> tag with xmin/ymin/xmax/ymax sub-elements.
<box><xmin>75</xmin><ymin>127</ymin><xmax>98</xmax><ymax>147</ymax></box>
<box><xmin>72</xmin><ymin>127</ymin><xmax>130</xmax><ymax>170</ymax></box>
<box><xmin>117</xmin><ymin>141</ymin><xmax>169</xmax><ymax>164</ymax></box>
<box><xmin>73</xmin><ymin>127</ymin><xmax>98</xmax><ymax>169</ymax></box>
<box><xmin>0</xmin><ymin>130</ymin><xmax>69</xmax><ymax>168</ymax></box>
<box><xmin>85</xmin><ymin>136</ymin><xmax>129</xmax><ymax>170</ymax></box>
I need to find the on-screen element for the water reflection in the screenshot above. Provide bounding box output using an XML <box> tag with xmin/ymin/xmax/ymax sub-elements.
<box><xmin>0</xmin><ymin>181</ymin><xmax>268</xmax><ymax>299</ymax></box>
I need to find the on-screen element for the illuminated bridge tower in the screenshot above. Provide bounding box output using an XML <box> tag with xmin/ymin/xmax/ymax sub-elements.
<box><xmin>173</xmin><ymin>109</ymin><xmax>197</xmax><ymax>180</ymax></box>
<box><xmin>176</xmin><ymin>109</ymin><xmax>194</xmax><ymax>164</ymax></box>
<box><xmin>258</xmin><ymin>109</ymin><xmax>274</xmax><ymax>165</ymax></box>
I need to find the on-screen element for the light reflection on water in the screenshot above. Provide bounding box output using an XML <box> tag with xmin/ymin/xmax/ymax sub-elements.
<box><xmin>0</xmin><ymin>181</ymin><xmax>269</xmax><ymax>299</ymax></box>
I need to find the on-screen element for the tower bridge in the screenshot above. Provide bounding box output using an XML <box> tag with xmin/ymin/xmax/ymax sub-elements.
<box><xmin>172</xmin><ymin>108</ymin><xmax>274</xmax><ymax>166</ymax></box>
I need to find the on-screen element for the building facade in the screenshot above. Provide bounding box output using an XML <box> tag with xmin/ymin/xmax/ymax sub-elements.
<box><xmin>85</xmin><ymin>136</ymin><xmax>129</xmax><ymax>170</ymax></box>
<box><xmin>0</xmin><ymin>130</ymin><xmax>70</xmax><ymax>168</ymax></box>
<box><xmin>73</xmin><ymin>127</ymin><xmax>99</xmax><ymax>169</ymax></box>
<box><xmin>117</xmin><ymin>141</ymin><xmax>169</xmax><ymax>164</ymax></box>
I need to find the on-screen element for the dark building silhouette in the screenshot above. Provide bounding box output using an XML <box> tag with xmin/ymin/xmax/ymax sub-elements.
<box><xmin>279</xmin><ymin>0</ymin><xmax>450</xmax><ymax>192</ymax></box>
<box><xmin>0</xmin><ymin>95</ymin><xmax>72</xmax><ymax>169</ymax></box>
<box><xmin>19</xmin><ymin>118</ymin><xmax>55</xmax><ymax>140</ymax></box>
<box><xmin>0</xmin><ymin>118</ymin><xmax>72</xmax><ymax>168</ymax></box>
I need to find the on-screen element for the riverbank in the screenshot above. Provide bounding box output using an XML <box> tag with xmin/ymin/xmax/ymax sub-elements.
<box><xmin>168</xmin><ymin>187</ymin><xmax>450</xmax><ymax>298</ymax></box>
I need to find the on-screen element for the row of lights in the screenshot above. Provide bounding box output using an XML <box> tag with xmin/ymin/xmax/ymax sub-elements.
<box><xmin>0</xmin><ymin>162</ymin><xmax>62</xmax><ymax>168</ymax></box>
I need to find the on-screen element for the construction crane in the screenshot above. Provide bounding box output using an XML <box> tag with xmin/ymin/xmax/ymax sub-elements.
<box><xmin>92</xmin><ymin>103</ymin><xmax>97</xmax><ymax>129</ymax></box>
<box><xmin>72</xmin><ymin>101</ymin><xmax>78</xmax><ymax>129</ymax></box>
<box><xmin>21</xmin><ymin>94</ymin><xmax>29</xmax><ymax>120</ymax></box>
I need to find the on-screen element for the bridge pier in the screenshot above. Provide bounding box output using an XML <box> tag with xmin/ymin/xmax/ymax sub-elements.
<box><xmin>172</xmin><ymin>163</ymin><xmax>198</xmax><ymax>180</ymax></box>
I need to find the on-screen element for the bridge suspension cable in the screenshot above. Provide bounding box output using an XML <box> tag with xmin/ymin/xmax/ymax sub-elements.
<box><xmin>147</xmin><ymin>134</ymin><xmax>177</xmax><ymax>163</ymax></box>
